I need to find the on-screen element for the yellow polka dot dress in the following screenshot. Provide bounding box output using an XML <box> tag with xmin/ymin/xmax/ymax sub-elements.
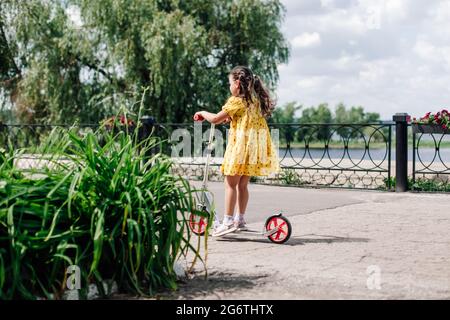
<box><xmin>220</xmin><ymin>95</ymin><xmax>281</xmax><ymax>177</ymax></box>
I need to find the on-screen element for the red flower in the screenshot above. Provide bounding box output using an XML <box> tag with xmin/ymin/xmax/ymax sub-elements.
<box><xmin>103</xmin><ymin>114</ymin><xmax>135</xmax><ymax>128</ymax></box>
<box><xmin>414</xmin><ymin>109</ymin><xmax>450</xmax><ymax>125</ymax></box>
<box><xmin>442</xmin><ymin>124</ymin><xmax>447</xmax><ymax>130</ymax></box>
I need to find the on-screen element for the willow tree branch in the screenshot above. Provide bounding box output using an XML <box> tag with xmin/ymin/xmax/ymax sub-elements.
<box><xmin>75</xmin><ymin>56</ymin><xmax>127</xmax><ymax>90</ymax></box>
<box><xmin>0</xmin><ymin>14</ymin><xmax>22</xmax><ymax>77</ymax></box>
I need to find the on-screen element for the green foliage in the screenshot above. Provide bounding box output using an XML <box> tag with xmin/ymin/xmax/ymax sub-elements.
<box><xmin>273</xmin><ymin>101</ymin><xmax>385</xmax><ymax>144</ymax></box>
<box><xmin>299</xmin><ymin>103</ymin><xmax>333</xmax><ymax>142</ymax></box>
<box><xmin>0</xmin><ymin>146</ymin><xmax>13</xmax><ymax>175</ymax></box>
<box><xmin>270</xmin><ymin>101</ymin><xmax>302</xmax><ymax>144</ymax></box>
<box><xmin>334</xmin><ymin>103</ymin><xmax>378</xmax><ymax>124</ymax></box>
<box><xmin>279</xmin><ymin>168</ymin><xmax>305</xmax><ymax>186</ymax></box>
<box><xmin>0</xmin><ymin>125</ymin><xmax>205</xmax><ymax>299</ymax></box>
<box><xmin>384</xmin><ymin>176</ymin><xmax>450</xmax><ymax>192</ymax></box>
<box><xmin>334</xmin><ymin>103</ymin><xmax>384</xmax><ymax>142</ymax></box>
<box><xmin>270</xmin><ymin>101</ymin><xmax>302</xmax><ymax>124</ymax></box>
<box><xmin>0</xmin><ymin>0</ymin><xmax>289</xmax><ymax>124</ymax></box>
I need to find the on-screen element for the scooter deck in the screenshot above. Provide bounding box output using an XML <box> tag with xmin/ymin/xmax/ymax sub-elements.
<box><xmin>212</xmin><ymin>227</ymin><xmax>279</xmax><ymax>238</ymax></box>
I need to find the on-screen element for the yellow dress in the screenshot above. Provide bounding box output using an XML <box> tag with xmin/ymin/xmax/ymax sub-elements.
<box><xmin>220</xmin><ymin>95</ymin><xmax>281</xmax><ymax>177</ymax></box>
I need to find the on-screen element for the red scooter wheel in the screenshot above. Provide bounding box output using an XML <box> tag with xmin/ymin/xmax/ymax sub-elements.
<box><xmin>189</xmin><ymin>212</ymin><xmax>208</xmax><ymax>236</ymax></box>
<box><xmin>265</xmin><ymin>214</ymin><xmax>292</xmax><ymax>244</ymax></box>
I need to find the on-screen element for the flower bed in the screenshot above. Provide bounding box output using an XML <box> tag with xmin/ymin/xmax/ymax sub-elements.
<box><xmin>411</xmin><ymin>109</ymin><xmax>450</xmax><ymax>134</ymax></box>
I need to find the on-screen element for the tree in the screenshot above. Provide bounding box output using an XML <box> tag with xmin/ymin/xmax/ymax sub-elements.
<box><xmin>0</xmin><ymin>0</ymin><xmax>289</xmax><ymax>124</ymax></box>
<box><xmin>1</xmin><ymin>0</ymin><xmax>103</xmax><ymax>123</ymax></box>
<box><xmin>334</xmin><ymin>102</ymin><xmax>384</xmax><ymax>142</ymax></box>
<box><xmin>270</xmin><ymin>101</ymin><xmax>302</xmax><ymax>144</ymax></box>
<box><xmin>273</xmin><ymin>101</ymin><xmax>384</xmax><ymax>144</ymax></box>
<box><xmin>270</xmin><ymin>101</ymin><xmax>302</xmax><ymax>124</ymax></box>
<box><xmin>299</xmin><ymin>103</ymin><xmax>333</xmax><ymax>142</ymax></box>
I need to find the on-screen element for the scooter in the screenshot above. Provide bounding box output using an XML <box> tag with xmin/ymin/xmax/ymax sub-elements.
<box><xmin>188</xmin><ymin>119</ymin><xmax>292</xmax><ymax>244</ymax></box>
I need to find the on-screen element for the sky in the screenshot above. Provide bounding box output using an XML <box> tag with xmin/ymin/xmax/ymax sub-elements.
<box><xmin>277</xmin><ymin>0</ymin><xmax>450</xmax><ymax>121</ymax></box>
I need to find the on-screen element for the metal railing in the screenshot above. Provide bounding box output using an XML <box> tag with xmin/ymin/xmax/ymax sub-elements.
<box><xmin>412</xmin><ymin>130</ymin><xmax>450</xmax><ymax>192</ymax></box>
<box><xmin>2</xmin><ymin>114</ymin><xmax>450</xmax><ymax>192</ymax></box>
<box><xmin>151</xmin><ymin>121</ymin><xmax>394</xmax><ymax>190</ymax></box>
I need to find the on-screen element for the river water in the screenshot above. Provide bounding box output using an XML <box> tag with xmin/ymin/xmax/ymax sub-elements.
<box><xmin>279</xmin><ymin>147</ymin><xmax>450</xmax><ymax>163</ymax></box>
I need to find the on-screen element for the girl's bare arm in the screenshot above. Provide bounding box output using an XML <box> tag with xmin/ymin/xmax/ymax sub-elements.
<box><xmin>195</xmin><ymin>111</ymin><xmax>231</xmax><ymax>124</ymax></box>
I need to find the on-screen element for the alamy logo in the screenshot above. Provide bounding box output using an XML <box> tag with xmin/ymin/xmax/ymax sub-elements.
<box><xmin>366</xmin><ymin>265</ymin><xmax>381</xmax><ymax>290</ymax></box>
<box><xmin>66</xmin><ymin>265</ymin><xmax>81</xmax><ymax>290</ymax></box>
<box><xmin>170</xmin><ymin>122</ymin><xmax>280</xmax><ymax>164</ymax></box>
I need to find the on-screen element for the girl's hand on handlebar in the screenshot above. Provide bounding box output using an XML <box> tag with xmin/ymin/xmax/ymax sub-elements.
<box><xmin>193</xmin><ymin>112</ymin><xmax>204</xmax><ymax>122</ymax></box>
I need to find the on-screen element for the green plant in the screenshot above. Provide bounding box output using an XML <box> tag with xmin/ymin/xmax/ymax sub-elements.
<box><xmin>0</xmin><ymin>145</ymin><xmax>20</xmax><ymax>179</ymax></box>
<box><xmin>411</xmin><ymin>177</ymin><xmax>450</xmax><ymax>192</ymax></box>
<box><xmin>0</xmin><ymin>123</ymin><xmax>206</xmax><ymax>299</ymax></box>
<box><xmin>383</xmin><ymin>176</ymin><xmax>450</xmax><ymax>192</ymax></box>
<box><xmin>249</xmin><ymin>176</ymin><xmax>258</xmax><ymax>183</ymax></box>
<box><xmin>279</xmin><ymin>168</ymin><xmax>304</xmax><ymax>185</ymax></box>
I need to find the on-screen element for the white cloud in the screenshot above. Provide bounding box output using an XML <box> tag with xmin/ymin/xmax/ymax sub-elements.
<box><xmin>296</xmin><ymin>76</ymin><xmax>327</xmax><ymax>89</ymax></box>
<box><xmin>313</xmin><ymin>10</ymin><xmax>368</xmax><ymax>35</ymax></box>
<box><xmin>333</xmin><ymin>53</ymin><xmax>362</xmax><ymax>70</ymax></box>
<box><xmin>413</xmin><ymin>39</ymin><xmax>450</xmax><ymax>70</ymax></box>
<box><xmin>358</xmin><ymin>60</ymin><xmax>387</xmax><ymax>83</ymax></box>
<box><xmin>277</xmin><ymin>0</ymin><xmax>450</xmax><ymax>120</ymax></box>
<box><xmin>413</xmin><ymin>39</ymin><xmax>436</xmax><ymax>61</ymax></box>
<box><xmin>320</xmin><ymin>0</ymin><xmax>334</xmax><ymax>8</ymax></box>
<box><xmin>291</xmin><ymin>32</ymin><xmax>322</xmax><ymax>48</ymax></box>
<box><xmin>430</xmin><ymin>1</ymin><xmax>450</xmax><ymax>23</ymax></box>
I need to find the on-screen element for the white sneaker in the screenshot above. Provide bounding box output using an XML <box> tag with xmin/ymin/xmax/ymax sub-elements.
<box><xmin>212</xmin><ymin>223</ymin><xmax>237</xmax><ymax>237</ymax></box>
<box><xmin>234</xmin><ymin>219</ymin><xmax>248</xmax><ymax>231</ymax></box>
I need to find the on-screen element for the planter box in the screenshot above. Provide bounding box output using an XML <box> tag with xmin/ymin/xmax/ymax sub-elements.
<box><xmin>411</xmin><ymin>123</ymin><xmax>450</xmax><ymax>134</ymax></box>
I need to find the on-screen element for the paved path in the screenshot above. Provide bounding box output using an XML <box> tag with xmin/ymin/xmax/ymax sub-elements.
<box><xmin>167</xmin><ymin>183</ymin><xmax>450</xmax><ymax>299</ymax></box>
<box><xmin>188</xmin><ymin>181</ymin><xmax>369</xmax><ymax>224</ymax></box>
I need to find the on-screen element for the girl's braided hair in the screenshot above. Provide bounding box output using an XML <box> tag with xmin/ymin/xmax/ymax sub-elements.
<box><xmin>229</xmin><ymin>66</ymin><xmax>275</xmax><ymax>117</ymax></box>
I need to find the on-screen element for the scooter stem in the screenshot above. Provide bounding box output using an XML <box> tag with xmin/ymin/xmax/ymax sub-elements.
<box><xmin>202</xmin><ymin>123</ymin><xmax>215</xmax><ymax>189</ymax></box>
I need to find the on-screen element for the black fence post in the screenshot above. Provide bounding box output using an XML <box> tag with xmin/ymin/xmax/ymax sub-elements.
<box><xmin>139</xmin><ymin>116</ymin><xmax>155</xmax><ymax>139</ymax></box>
<box><xmin>393</xmin><ymin>113</ymin><xmax>409</xmax><ymax>192</ymax></box>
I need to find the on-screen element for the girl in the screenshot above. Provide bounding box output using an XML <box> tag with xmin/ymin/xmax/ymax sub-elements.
<box><xmin>193</xmin><ymin>66</ymin><xmax>280</xmax><ymax>237</ymax></box>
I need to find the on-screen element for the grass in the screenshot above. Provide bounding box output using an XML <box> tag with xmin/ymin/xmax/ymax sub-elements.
<box><xmin>0</xmin><ymin>120</ymin><xmax>208</xmax><ymax>299</ymax></box>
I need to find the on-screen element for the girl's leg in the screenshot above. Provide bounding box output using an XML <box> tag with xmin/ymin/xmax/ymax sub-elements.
<box><xmin>237</xmin><ymin>175</ymin><xmax>251</xmax><ymax>216</ymax></box>
<box><xmin>224</xmin><ymin>175</ymin><xmax>241</xmax><ymax>223</ymax></box>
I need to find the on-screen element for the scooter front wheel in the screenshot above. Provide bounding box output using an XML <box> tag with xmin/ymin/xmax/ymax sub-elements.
<box><xmin>189</xmin><ymin>212</ymin><xmax>208</xmax><ymax>236</ymax></box>
<box><xmin>264</xmin><ymin>214</ymin><xmax>292</xmax><ymax>244</ymax></box>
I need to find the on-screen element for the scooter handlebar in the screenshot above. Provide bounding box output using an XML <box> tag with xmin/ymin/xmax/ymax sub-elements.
<box><xmin>193</xmin><ymin>114</ymin><xmax>204</xmax><ymax>121</ymax></box>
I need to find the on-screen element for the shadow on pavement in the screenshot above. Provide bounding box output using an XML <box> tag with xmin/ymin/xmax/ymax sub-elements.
<box><xmin>215</xmin><ymin>233</ymin><xmax>370</xmax><ymax>246</ymax></box>
<box><xmin>159</xmin><ymin>271</ymin><xmax>269</xmax><ymax>300</ymax></box>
